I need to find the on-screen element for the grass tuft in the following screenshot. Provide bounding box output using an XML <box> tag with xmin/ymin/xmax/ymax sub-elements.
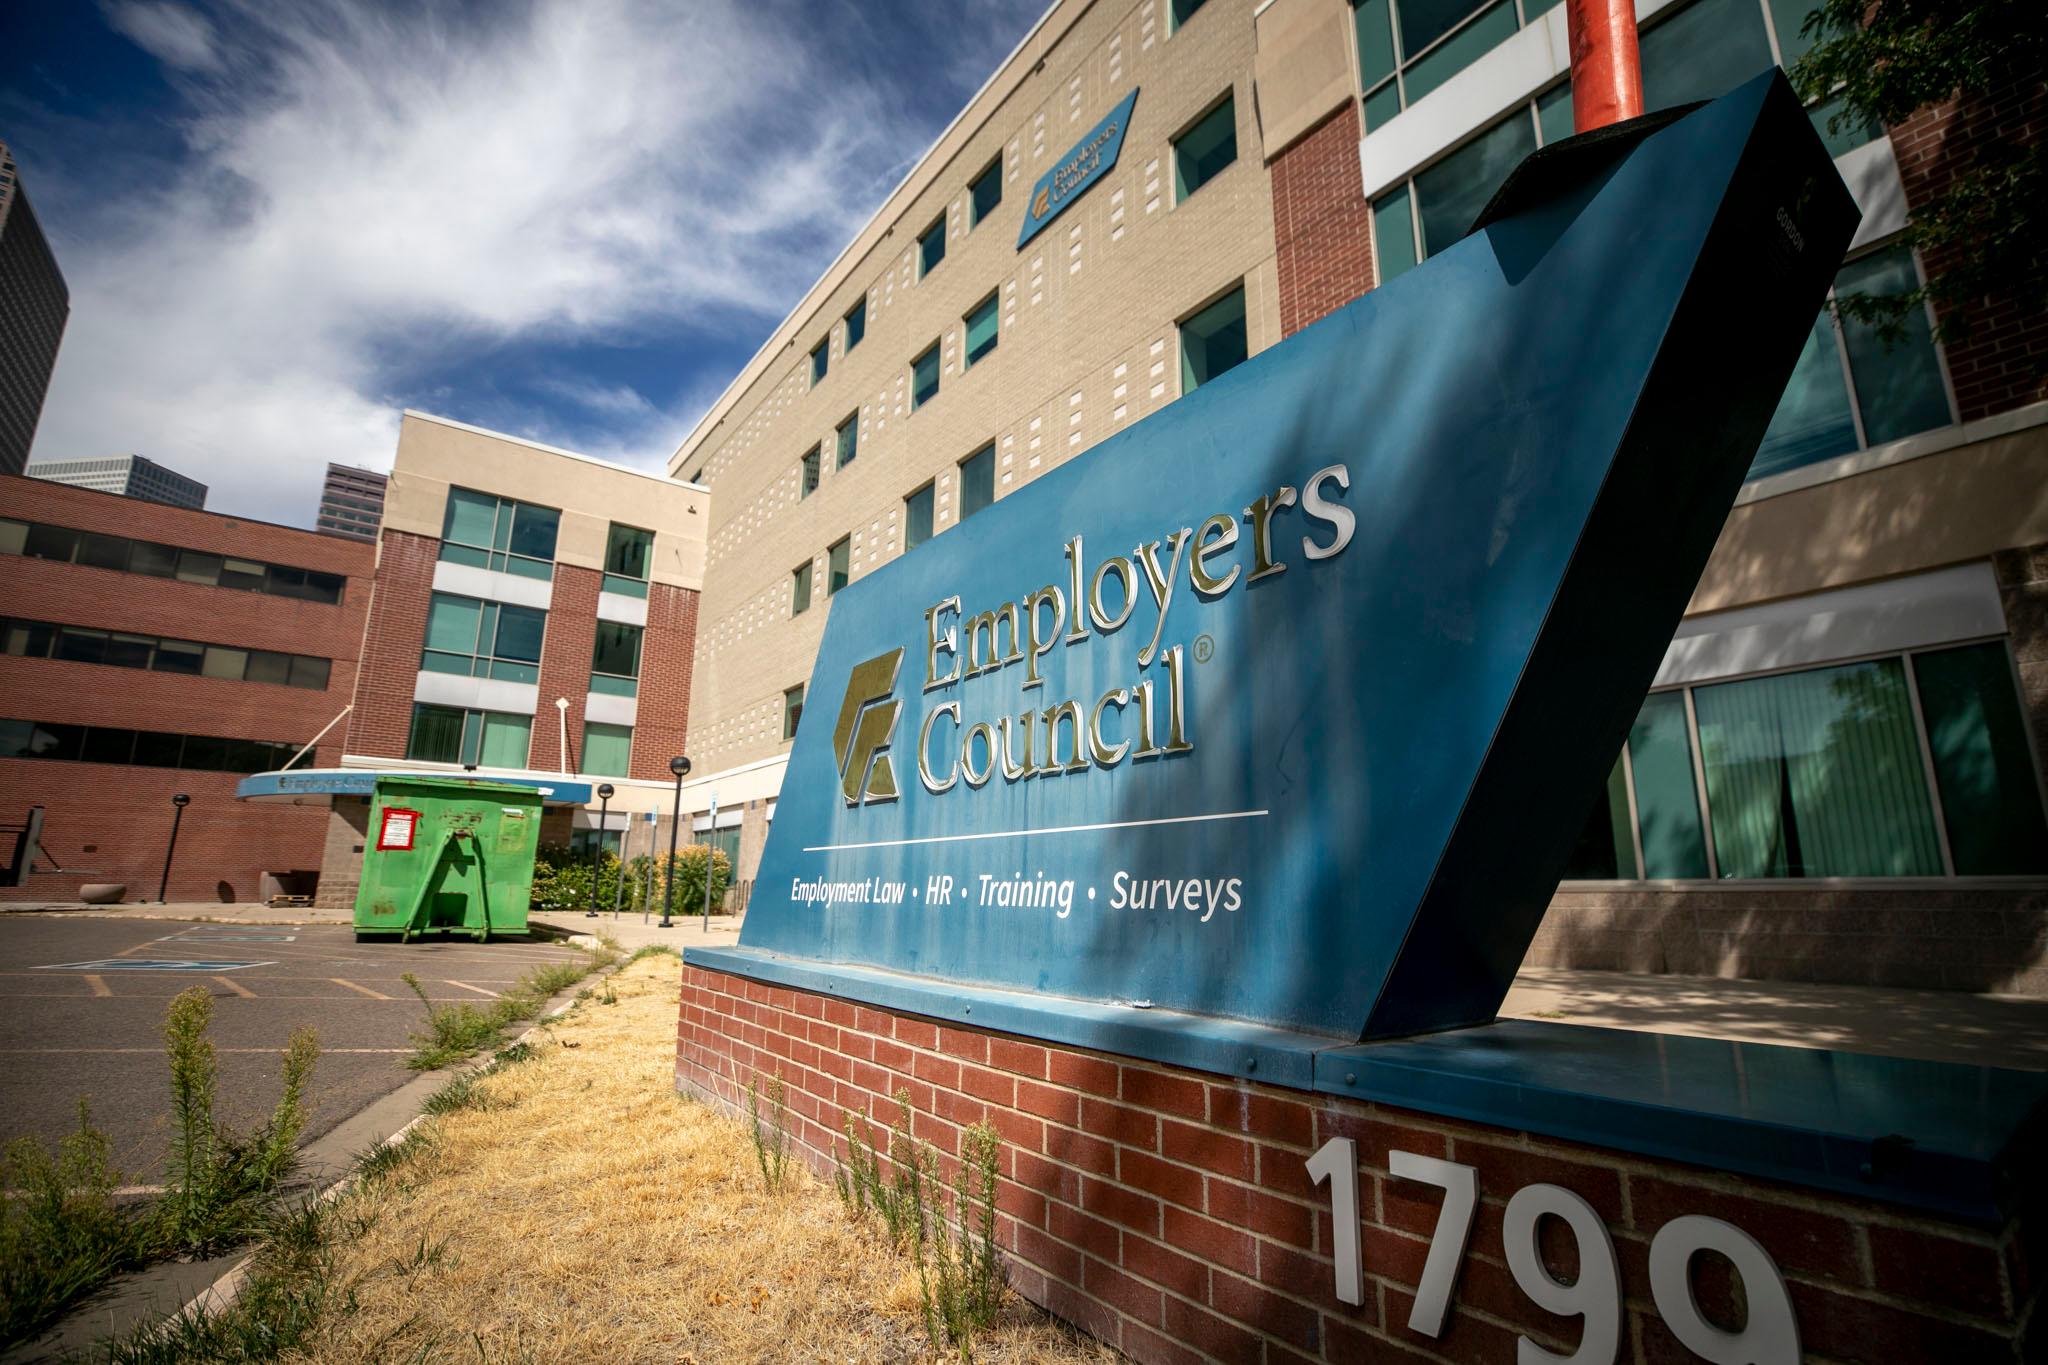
<box><xmin>399</xmin><ymin>946</ymin><xmax>618</xmax><ymax>1071</ymax></box>
<box><xmin>0</xmin><ymin>1100</ymin><xmax>141</xmax><ymax>1345</ymax></box>
<box><xmin>746</xmin><ymin>1072</ymin><xmax>792</xmax><ymax>1193</ymax></box>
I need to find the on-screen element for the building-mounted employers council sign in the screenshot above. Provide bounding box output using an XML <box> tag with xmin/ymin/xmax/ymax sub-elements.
<box><xmin>709</xmin><ymin>73</ymin><xmax>1860</xmax><ymax>1056</ymax></box>
<box><xmin>1016</xmin><ymin>88</ymin><xmax>1138</xmax><ymax>249</ymax></box>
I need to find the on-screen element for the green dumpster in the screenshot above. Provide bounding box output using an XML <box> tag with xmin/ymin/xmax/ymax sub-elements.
<box><xmin>352</xmin><ymin>777</ymin><xmax>543</xmax><ymax>942</ymax></box>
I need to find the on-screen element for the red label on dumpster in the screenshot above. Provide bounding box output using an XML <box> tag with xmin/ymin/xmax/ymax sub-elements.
<box><xmin>376</xmin><ymin>807</ymin><xmax>419</xmax><ymax>851</ymax></box>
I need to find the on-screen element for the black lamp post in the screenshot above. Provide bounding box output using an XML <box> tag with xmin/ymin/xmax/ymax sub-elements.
<box><xmin>662</xmin><ymin>756</ymin><xmax>690</xmax><ymax>928</ymax></box>
<box><xmin>585</xmin><ymin>783</ymin><xmax>614</xmax><ymax>917</ymax></box>
<box><xmin>158</xmin><ymin>793</ymin><xmax>190</xmax><ymax>903</ymax></box>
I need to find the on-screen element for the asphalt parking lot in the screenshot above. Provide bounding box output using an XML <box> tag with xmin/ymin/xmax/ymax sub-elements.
<box><xmin>0</xmin><ymin>916</ymin><xmax>587</xmax><ymax>1180</ymax></box>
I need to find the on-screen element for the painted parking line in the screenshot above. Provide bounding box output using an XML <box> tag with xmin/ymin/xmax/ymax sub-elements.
<box><xmin>331</xmin><ymin>978</ymin><xmax>393</xmax><ymax>1000</ymax></box>
<box><xmin>211</xmin><ymin>975</ymin><xmax>256</xmax><ymax>999</ymax></box>
<box><xmin>166</xmin><ymin>932</ymin><xmax>299</xmax><ymax>943</ymax></box>
<box><xmin>84</xmin><ymin>974</ymin><xmax>111</xmax><ymax>998</ymax></box>
<box><xmin>35</xmin><ymin>959</ymin><xmax>277</xmax><ymax>972</ymax></box>
<box><xmin>444</xmin><ymin>980</ymin><xmax>499</xmax><ymax>998</ymax></box>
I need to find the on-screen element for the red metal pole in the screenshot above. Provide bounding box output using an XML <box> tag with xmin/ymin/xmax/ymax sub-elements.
<box><xmin>1565</xmin><ymin>0</ymin><xmax>1644</xmax><ymax>133</ymax></box>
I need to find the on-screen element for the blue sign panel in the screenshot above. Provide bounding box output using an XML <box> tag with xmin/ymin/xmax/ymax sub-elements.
<box><xmin>1017</xmin><ymin>88</ymin><xmax>1139</xmax><ymax>250</ymax></box>
<box><xmin>727</xmin><ymin>74</ymin><xmax>1858</xmax><ymax>1047</ymax></box>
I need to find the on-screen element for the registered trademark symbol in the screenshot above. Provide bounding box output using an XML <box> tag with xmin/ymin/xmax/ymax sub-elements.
<box><xmin>1192</xmin><ymin>634</ymin><xmax>1215</xmax><ymax>664</ymax></box>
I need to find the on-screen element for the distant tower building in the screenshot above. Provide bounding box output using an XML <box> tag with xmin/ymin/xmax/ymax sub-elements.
<box><xmin>25</xmin><ymin>454</ymin><xmax>208</xmax><ymax>509</ymax></box>
<box><xmin>0</xmin><ymin>140</ymin><xmax>71</xmax><ymax>478</ymax></box>
<box><xmin>315</xmin><ymin>463</ymin><xmax>387</xmax><ymax>541</ymax></box>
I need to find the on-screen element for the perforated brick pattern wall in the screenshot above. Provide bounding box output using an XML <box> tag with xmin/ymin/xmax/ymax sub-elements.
<box><xmin>677</xmin><ymin>964</ymin><xmax>2039</xmax><ymax>1365</ymax></box>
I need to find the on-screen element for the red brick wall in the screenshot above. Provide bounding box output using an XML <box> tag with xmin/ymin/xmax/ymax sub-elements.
<box><xmin>1887</xmin><ymin>65</ymin><xmax>2048</xmax><ymax>421</ymax></box>
<box><xmin>529</xmin><ymin>563</ymin><xmax>599</xmax><ymax>773</ymax></box>
<box><xmin>632</xmin><ymin>581</ymin><xmax>699</xmax><ymax>782</ymax></box>
<box><xmin>345</xmin><ymin>528</ymin><xmax>437</xmax><ymax>760</ymax></box>
<box><xmin>0</xmin><ymin>474</ymin><xmax>371</xmax><ymax>901</ymax></box>
<box><xmin>677</xmin><ymin>965</ymin><xmax>2039</xmax><ymax>1365</ymax></box>
<box><xmin>1271</xmin><ymin>103</ymin><xmax>1377</xmax><ymax>339</ymax></box>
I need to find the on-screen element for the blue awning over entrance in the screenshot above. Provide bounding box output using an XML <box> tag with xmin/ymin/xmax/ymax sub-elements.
<box><xmin>235</xmin><ymin>768</ymin><xmax>593</xmax><ymax>806</ymax></box>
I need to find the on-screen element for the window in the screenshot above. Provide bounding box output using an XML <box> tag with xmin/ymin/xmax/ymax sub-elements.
<box><xmin>905</xmin><ymin>484</ymin><xmax>935</xmax><ymax>550</ymax></box>
<box><xmin>0</xmin><ymin>717</ymin><xmax>300</xmax><ymax>772</ymax></box>
<box><xmin>964</xmin><ymin>294</ymin><xmax>999</xmax><ymax>368</ymax></box>
<box><xmin>440</xmin><ymin>487</ymin><xmax>559</xmax><ymax>580</ymax></box>
<box><xmin>845</xmin><ymin>298</ymin><xmax>867</xmax><ymax>352</ymax></box>
<box><xmin>1373</xmin><ymin>107</ymin><xmax>1534</xmax><ymax>283</ymax></box>
<box><xmin>570</xmin><ymin>826</ymin><xmax>623</xmax><ymax>859</ymax></box>
<box><xmin>792</xmin><ymin>561</ymin><xmax>813</xmax><ymax>615</ymax></box>
<box><xmin>590</xmin><ymin>622</ymin><xmax>643</xmax><ymax>697</ymax></box>
<box><xmin>969</xmin><ymin>160</ymin><xmax>1003</xmax><ymax>227</ymax></box>
<box><xmin>837</xmin><ymin>414</ymin><xmax>859</xmax><ymax>469</ymax></box>
<box><xmin>1170</xmin><ymin>0</ymin><xmax>1209</xmax><ymax>30</ymax></box>
<box><xmin>1752</xmin><ymin>244</ymin><xmax>1953</xmax><ymax>479</ymax></box>
<box><xmin>602</xmin><ymin>524</ymin><xmax>654</xmax><ymax>599</ymax></box>
<box><xmin>912</xmin><ymin>343</ymin><xmax>941</xmax><ymax>409</ymax></box>
<box><xmin>581</xmin><ymin>722</ymin><xmax>634</xmax><ymax>778</ymax></box>
<box><xmin>0</xmin><ymin>520</ymin><xmax>343</xmax><ymax>603</ymax></box>
<box><xmin>1</xmin><ymin>616</ymin><xmax>331</xmax><ymax>688</ymax></box>
<box><xmin>811</xmin><ymin>339</ymin><xmax>829</xmax><ymax>385</ymax></box>
<box><xmin>1563</xmin><ymin>641</ymin><xmax>2047</xmax><ymax>882</ymax></box>
<box><xmin>1173</xmin><ymin>95</ymin><xmax>1238</xmax><ymax>203</ymax></box>
<box><xmin>827</xmin><ymin>539</ymin><xmax>851</xmax><ymax>596</ymax></box>
<box><xmin>918</xmin><ymin>216</ymin><xmax>947</xmax><ymax>277</ymax></box>
<box><xmin>407</xmin><ymin>705</ymin><xmax>533</xmax><ymax>768</ymax></box>
<box><xmin>959</xmin><ymin>446</ymin><xmax>995</xmax><ymax>521</ymax></box>
<box><xmin>420</xmin><ymin>593</ymin><xmax>546</xmax><ymax>683</ymax></box>
<box><xmin>783</xmin><ymin>685</ymin><xmax>805</xmax><ymax>741</ymax></box>
<box><xmin>1180</xmin><ymin>286</ymin><xmax>1249</xmax><ymax>392</ymax></box>
<box><xmin>801</xmin><ymin>446</ymin><xmax>822</xmax><ymax>498</ymax></box>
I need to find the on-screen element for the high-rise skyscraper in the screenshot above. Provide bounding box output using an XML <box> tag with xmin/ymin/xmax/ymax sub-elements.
<box><xmin>0</xmin><ymin>141</ymin><xmax>71</xmax><ymax>478</ymax></box>
<box><xmin>315</xmin><ymin>462</ymin><xmax>387</xmax><ymax>541</ymax></box>
<box><xmin>25</xmin><ymin>453</ymin><xmax>207</xmax><ymax>509</ymax></box>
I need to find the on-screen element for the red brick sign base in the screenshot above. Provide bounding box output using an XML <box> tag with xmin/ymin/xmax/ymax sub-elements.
<box><xmin>676</xmin><ymin>965</ymin><xmax>2039</xmax><ymax>1363</ymax></box>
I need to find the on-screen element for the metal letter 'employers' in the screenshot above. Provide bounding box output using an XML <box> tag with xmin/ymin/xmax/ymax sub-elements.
<box><xmin>1016</xmin><ymin>88</ymin><xmax>1139</xmax><ymax>250</ymax></box>
<box><xmin>721</xmin><ymin>74</ymin><xmax>1859</xmax><ymax>1052</ymax></box>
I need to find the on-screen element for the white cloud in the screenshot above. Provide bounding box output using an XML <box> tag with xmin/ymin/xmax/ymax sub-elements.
<box><xmin>103</xmin><ymin>2</ymin><xmax>223</xmax><ymax>73</ymax></box>
<box><xmin>32</xmin><ymin>0</ymin><xmax>1034</xmax><ymax>522</ymax></box>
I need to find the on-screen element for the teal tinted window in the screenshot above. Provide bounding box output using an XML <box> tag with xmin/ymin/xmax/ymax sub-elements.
<box><xmin>441</xmin><ymin>488</ymin><xmax>558</xmax><ymax>577</ymax></box>
<box><xmin>604</xmin><ymin>524</ymin><xmax>652</xmax><ymax>582</ymax></box>
<box><xmin>964</xmin><ymin>295</ymin><xmax>999</xmax><ymax>367</ymax></box>
<box><xmin>581</xmin><ymin>722</ymin><xmax>634</xmax><ymax>778</ymax></box>
<box><xmin>442</xmin><ymin>488</ymin><xmax>497</xmax><ymax>548</ymax></box>
<box><xmin>1694</xmin><ymin>659</ymin><xmax>1942</xmax><ymax>878</ymax></box>
<box><xmin>959</xmin><ymin>446</ymin><xmax>995</xmax><ymax>520</ymax></box>
<box><xmin>1414</xmin><ymin>109</ymin><xmax>1533</xmax><ymax>256</ymax></box>
<box><xmin>837</xmin><ymin>415</ymin><xmax>859</xmax><ymax>468</ymax></box>
<box><xmin>1806</xmin><ymin>94</ymin><xmax>1882</xmax><ymax>158</ymax></box>
<box><xmin>1353</xmin><ymin>0</ymin><xmax>1396</xmax><ymax>95</ymax></box>
<box><xmin>1752</xmin><ymin>313</ymin><xmax>1858</xmax><ymax>478</ymax></box>
<box><xmin>1836</xmin><ymin>245</ymin><xmax>1951</xmax><ymax>446</ymax></box>
<box><xmin>1767</xmin><ymin>0</ymin><xmax>1825</xmax><ymax>64</ymax></box>
<box><xmin>1913</xmin><ymin>643</ymin><xmax>2048</xmax><ymax>874</ymax></box>
<box><xmin>1174</xmin><ymin>95</ymin><xmax>1237</xmax><ymax>202</ymax></box>
<box><xmin>828</xmin><ymin>539</ymin><xmax>850</xmax><ymax>595</ymax></box>
<box><xmin>1404</xmin><ymin>0</ymin><xmax>1517</xmax><ymax>104</ymax></box>
<box><xmin>1639</xmin><ymin>0</ymin><xmax>1774</xmax><ymax>113</ymax></box>
<box><xmin>970</xmin><ymin>161</ymin><xmax>1002</xmax><ymax>226</ymax></box>
<box><xmin>407</xmin><ymin>704</ymin><xmax>466</xmax><ymax>764</ymax></box>
<box><xmin>590</xmin><ymin>622</ymin><xmax>642</xmax><ymax>696</ymax></box>
<box><xmin>844</xmin><ymin>298</ymin><xmax>866</xmax><ymax>351</ymax></box>
<box><xmin>919</xmin><ymin>217</ymin><xmax>946</xmax><ymax>277</ymax></box>
<box><xmin>792</xmin><ymin>562</ymin><xmax>813</xmax><ymax>615</ymax></box>
<box><xmin>1372</xmin><ymin>187</ymin><xmax>1418</xmax><ymax>283</ymax></box>
<box><xmin>494</xmin><ymin>606</ymin><xmax>545</xmax><ymax>668</ymax></box>
<box><xmin>1364</xmin><ymin>81</ymin><xmax>1403</xmax><ymax>132</ymax></box>
<box><xmin>1535</xmin><ymin>82</ymin><xmax>1573</xmax><ymax>146</ymax></box>
<box><xmin>422</xmin><ymin>593</ymin><xmax>484</xmax><ymax>673</ymax></box>
<box><xmin>906</xmin><ymin>485</ymin><xmax>935</xmax><ymax>549</ymax></box>
<box><xmin>811</xmin><ymin>339</ymin><xmax>829</xmax><ymax>384</ymax></box>
<box><xmin>783</xmin><ymin>685</ymin><xmax>805</xmax><ymax>740</ymax></box>
<box><xmin>1180</xmin><ymin>286</ymin><xmax>1248</xmax><ymax>392</ymax></box>
<box><xmin>1562</xmin><ymin>757</ymin><xmax>1639</xmax><ymax>879</ymax></box>
<box><xmin>802</xmin><ymin>446</ymin><xmax>821</xmax><ymax>496</ymax></box>
<box><xmin>912</xmin><ymin>344</ymin><xmax>941</xmax><ymax>408</ymax></box>
<box><xmin>1630</xmin><ymin>692</ymin><xmax>1710</xmax><ymax>879</ymax></box>
<box><xmin>479</xmin><ymin>712</ymin><xmax>532</xmax><ymax>769</ymax></box>
<box><xmin>1171</xmin><ymin>0</ymin><xmax>1208</xmax><ymax>29</ymax></box>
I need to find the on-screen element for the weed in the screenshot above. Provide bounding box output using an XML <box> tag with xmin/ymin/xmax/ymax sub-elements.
<box><xmin>625</xmin><ymin>944</ymin><xmax>680</xmax><ymax>966</ymax></box>
<box><xmin>832</xmin><ymin>1089</ymin><xmax>930</xmax><ymax>1252</ymax></box>
<box><xmin>420</xmin><ymin>1041</ymin><xmax>542</xmax><ymax>1117</ymax></box>
<box><xmin>159</xmin><ymin>988</ymin><xmax>321</xmax><ymax>1257</ymax></box>
<box><xmin>913</xmin><ymin>1122</ymin><xmax>1005</xmax><ymax>1362</ymax></box>
<box><xmin>746</xmin><ymin>1073</ymin><xmax>792</xmax><ymax>1193</ymax></box>
<box><xmin>0</xmin><ymin>1099</ymin><xmax>140</xmax><ymax>1345</ymax></box>
<box><xmin>399</xmin><ymin>952</ymin><xmax>618</xmax><ymax>1071</ymax></box>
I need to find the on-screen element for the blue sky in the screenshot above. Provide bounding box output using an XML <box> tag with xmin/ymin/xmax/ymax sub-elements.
<box><xmin>1</xmin><ymin>0</ymin><xmax>1048</xmax><ymax>523</ymax></box>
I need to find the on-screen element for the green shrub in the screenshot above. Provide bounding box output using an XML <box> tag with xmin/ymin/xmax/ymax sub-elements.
<box><xmin>649</xmin><ymin>845</ymin><xmax>731</xmax><ymax>918</ymax></box>
<box><xmin>0</xmin><ymin>1100</ymin><xmax>140</xmax><ymax>1345</ymax></box>
<box><xmin>529</xmin><ymin>845</ymin><xmax>623</xmax><ymax>915</ymax></box>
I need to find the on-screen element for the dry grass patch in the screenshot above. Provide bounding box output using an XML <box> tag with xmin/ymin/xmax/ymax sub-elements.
<box><xmin>281</xmin><ymin>958</ymin><xmax>1118</xmax><ymax>1364</ymax></box>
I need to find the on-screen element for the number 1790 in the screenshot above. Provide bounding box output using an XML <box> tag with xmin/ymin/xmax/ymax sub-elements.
<box><xmin>1304</xmin><ymin>1139</ymin><xmax>1799</xmax><ymax>1363</ymax></box>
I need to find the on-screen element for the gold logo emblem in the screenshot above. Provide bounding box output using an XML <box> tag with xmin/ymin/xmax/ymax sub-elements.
<box><xmin>833</xmin><ymin>649</ymin><xmax>904</xmax><ymax>806</ymax></box>
<box><xmin>1032</xmin><ymin>185</ymin><xmax>1051</xmax><ymax>218</ymax></box>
